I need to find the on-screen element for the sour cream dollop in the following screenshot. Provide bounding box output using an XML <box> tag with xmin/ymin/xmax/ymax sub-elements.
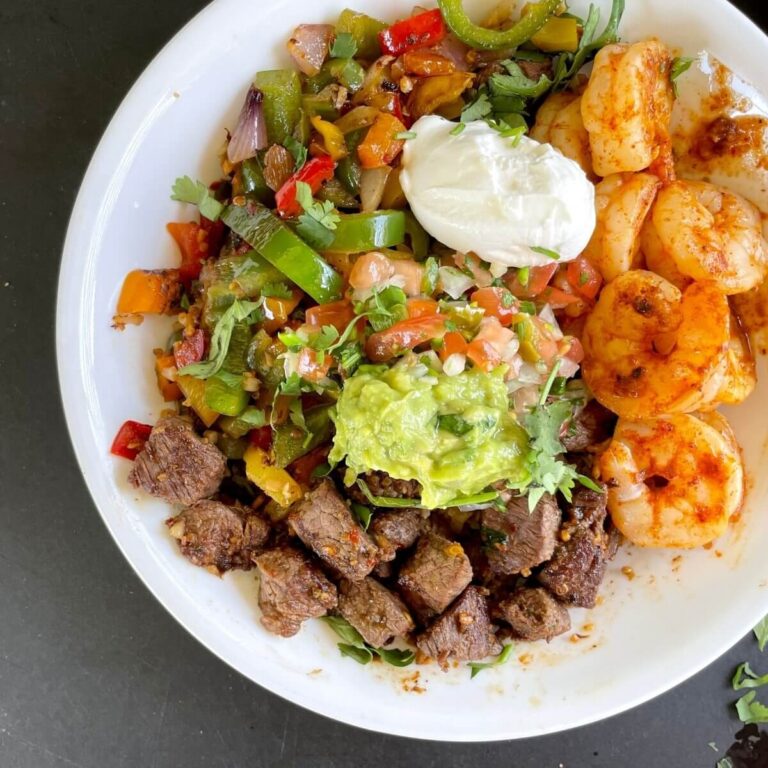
<box><xmin>400</xmin><ymin>115</ymin><xmax>596</xmax><ymax>268</ymax></box>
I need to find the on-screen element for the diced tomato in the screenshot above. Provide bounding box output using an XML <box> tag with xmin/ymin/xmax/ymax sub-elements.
<box><xmin>470</xmin><ymin>286</ymin><xmax>518</xmax><ymax>326</ymax></box>
<box><xmin>438</xmin><ymin>330</ymin><xmax>468</xmax><ymax>362</ymax></box>
<box><xmin>566</xmin><ymin>256</ymin><xmax>603</xmax><ymax>301</ymax></box>
<box><xmin>406</xmin><ymin>297</ymin><xmax>439</xmax><ymax>318</ymax></box>
<box><xmin>466</xmin><ymin>338</ymin><xmax>502</xmax><ymax>372</ymax></box>
<box><xmin>561</xmin><ymin>335</ymin><xmax>585</xmax><ymax>365</ymax></box>
<box><xmin>248</xmin><ymin>426</ymin><xmax>273</xmax><ymax>451</ymax></box>
<box><xmin>173</xmin><ymin>329</ymin><xmax>206</xmax><ymax>369</ymax></box>
<box><xmin>306</xmin><ymin>300</ymin><xmax>355</xmax><ymax>331</ymax></box>
<box><xmin>275</xmin><ymin>156</ymin><xmax>336</xmax><ymax>218</ymax></box>
<box><xmin>357</xmin><ymin>112</ymin><xmax>407</xmax><ymax>169</ymax></box>
<box><xmin>392</xmin><ymin>260</ymin><xmax>425</xmax><ymax>297</ymax></box>
<box><xmin>378</xmin><ymin>9</ymin><xmax>446</xmax><ymax>57</ymax></box>
<box><xmin>262</xmin><ymin>289</ymin><xmax>304</xmax><ymax>334</ymax></box>
<box><xmin>296</xmin><ymin>348</ymin><xmax>332</xmax><ymax>382</ymax></box>
<box><xmin>505</xmin><ymin>263</ymin><xmax>558</xmax><ymax>298</ymax></box>
<box><xmin>166</xmin><ymin>222</ymin><xmax>210</xmax><ymax>285</ymax></box>
<box><xmin>348</xmin><ymin>251</ymin><xmax>396</xmax><ymax>292</ymax></box>
<box><xmin>110</xmin><ymin>420</ymin><xmax>152</xmax><ymax>460</ymax></box>
<box><xmin>290</xmin><ymin>445</ymin><xmax>331</xmax><ymax>486</ymax></box>
<box><xmin>366</xmin><ymin>314</ymin><xmax>447</xmax><ymax>362</ymax></box>
<box><xmin>537</xmin><ymin>286</ymin><xmax>583</xmax><ymax>310</ymax></box>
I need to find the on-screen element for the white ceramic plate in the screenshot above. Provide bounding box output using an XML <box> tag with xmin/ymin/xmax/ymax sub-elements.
<box><xmin>57</xmin><ymin>0</ymin><xmax>768</xmax><ymax>741</ymax></box>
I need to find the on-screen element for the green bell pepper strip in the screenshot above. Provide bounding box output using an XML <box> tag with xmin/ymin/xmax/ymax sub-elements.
<box><xmin>204</xmin><ymin>371</ymin><xmax>249</xmax><ymax>417</ymax></box>
<box><xmin>221</xmin><ymin>322</ymin><xmax>251</xmax><ymax>374</ymax></box>
<box><xmin>254</xmin><ymin>70</ymin><xmax>302</xmax><ymax>144</ymax></box>
<box><xmin>325</xmin><ymin>58</ymin><xmax>366</xmax><ymax>92</ymax></box>
<box><xmin>222</xmin><ymin>203</ymin><xmax>343</xmax><ymax>304</ymax></box>
<box><xmin>336</xmin><ymin>8</ymin><xmax>387</xmax><ymax>59</ymax></box>
<box><xmin>219</xmin><ymin>406</ymin><xmax>267</xmax><ymax>439</ymax></box>
<box><xmin>302</xmin><ymin>93</ymin><xmax>340</xmax><ymax>121</ymax></box>
<box><xmin>203</xmin><ymin>250</ymin><xmax>284</xmax><ymax>327</ymax></box>
<box><xmin>217</xmin><ymin>434</ymin><xmax>247</xmax><ymax>460</ymax></box>
<box><xmin>240</xmin><ymin>156</ymin><xmax>274</xmax><ymax>206</ymax></box>
<box><xmin>273</xmin><ymin>405</ymin><xmax>334</xmax><ymax>468</ymax></box>
<box><xmin>328</xmin><ymin>211</ymin><xmax>406</xmax><ymax>253</ymax></box>
<box><xmin>336</xmin><ymin>128</ymin><xmax>365</xmax><ymax>195</ymax></box>
<box><xmin>404</xmin><ymin>212</ymin><xmax>429</xmax><ymax>260</ymax></box>
<box><xmin>436</xmin><ymin>0</ymin><xmax>561</xmax><ymax>50</ymax></box>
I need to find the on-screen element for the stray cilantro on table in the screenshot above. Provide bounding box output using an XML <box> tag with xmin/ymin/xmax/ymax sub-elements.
<box><xmin>754</xmin><ymin>615</ymin><xmax>768</xmax><ymax>651</ymax></box>
<box><xmin>732</xmin><ymin>662</ymin><xmax>768</xmax><ymax>691</ymax></box>
<box><xmin>735</xmin><ymin>691</ymin><xmax>768</xmax><ymax>725</ymax></box>
<box><xmin>171</xmin><ymin>176</ymin><xmax>224</xmax><ymax>221</ymax></box>
<box><xmin>468</xmin><ymin>643</ymin><xmax>514</xmax><ymax>678</ymax></box>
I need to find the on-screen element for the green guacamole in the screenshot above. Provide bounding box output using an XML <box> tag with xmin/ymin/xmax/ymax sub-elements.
<box><xmin>329</xmin><ymin>362</ymin><xmax>530</xmax><ymax>508</ymax></box>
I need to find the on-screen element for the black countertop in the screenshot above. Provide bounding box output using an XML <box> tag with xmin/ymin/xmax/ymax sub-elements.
<box><xmin>2</xmin><ymin>1</ymin><xmax>768</xmax><ymax>766</ymax></box>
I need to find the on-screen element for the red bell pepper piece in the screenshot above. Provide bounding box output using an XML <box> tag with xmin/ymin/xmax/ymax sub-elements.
<box><xmin>275</xmin><ymin>156</ymin><xmax>335</xmax><ymax>218</ymax></box>
<box><xmin>365</xmin><ymin>314</ymin><xmax>447</xmax><ymax>362</ymax></box>
<box><xmin>110</xmin><ymin>420</ymin><xmax>153</xmax><ymax>460</ymax></box>
<box><xmin>166</xmin><ymin>222</ymin><xmax>210</xmax><ymax>285</ymax></box>
<box><xmin>173</xmin><ymin>329</ymin><xmax>206</xmax><ymax>369</ymax></box>
<box><xmin>378</xmin><ymin>9</ymin><xmax>446</xmax><ymax>57</ymax></box>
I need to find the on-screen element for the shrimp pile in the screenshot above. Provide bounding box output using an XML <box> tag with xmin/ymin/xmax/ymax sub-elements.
<box><xmin>566</xmin><ymin>39</ymin><xmax>764</xmax><ymax>549</ymax></box>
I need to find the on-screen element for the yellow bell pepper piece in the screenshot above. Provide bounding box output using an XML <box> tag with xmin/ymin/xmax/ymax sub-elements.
<box><xmin>310</xmin><ymin>116</ymin><xmax>348</xmax><ymax>161</ymax></box>
<box><xmin>176</xmin><ymin>375</ymin><xmax>219</xmax><ymax>427</ymax></box>
<box><xmin>243</xmin><ymin>445</ymin><xmax>303</xmax><ymax>507</ymax></box>
<box><xmin>531</xmin><ymin>16</ymin><xmax>579</xmax><ymax>52</ymax></box>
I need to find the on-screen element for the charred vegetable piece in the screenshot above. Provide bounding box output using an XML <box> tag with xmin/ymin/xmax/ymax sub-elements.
<box><xmin>254</xmin><ymin>70</ymin><xmax>303</xmax><ymax>145</ymax></box>
<box><xmin>437</xmin><ymin>0</ymin><xmax>560</xmax><ymax>50</ymax></box>
<box><xmin>378</xmin><ymin>9</ymin><xmax>447</xmax><ymax>56</ymax></box>
<box><xmin>244</xmin><ymin>445</ymin><xmax>303</xmax><ymax>507</ymax></box>
<box><xmin>222</xmin><ymin>202</ymin><xmax>342</xmax><ymax>304</ymax></box>
<box><xmin>275</xmin><ymin>155</ymin><xmax>336</xmax><ymax>217</ymax></box>
<box><xmin>117</xmin><ymin>269</ymin><xmax>180</xmax><ymax>315</ymax></box>
<box><xmin>329</xmin><ymin>211</ymin><xmax>406</xmax><ymax>252</ymax></box>
<box><xmin>357</xmin><ymin>113</ymin><xmax>407</xmax><ymax>169</ymax></box>
<box><xmin>336</xmin><ymin>8</ymin><xmax>387</xmax><ymax>59</ymax></box>
<box><xmin>110</xmin><ymin>420</ymin><xmax>152</xmax><ymax>460</ymax></box>
<box><xmin>204</xmin><ymin>371</ymin><xmax>248</xmax><ymax>417</ymax></box>
<box><xmin>272</xmin><ymin>405</ymin><xmax>334</xmax><ymax>468</ymax></box>
<box><xmin>239</xmin><ymin>155</ymin><xmax>275</xmax><ymax>206</ymax></box>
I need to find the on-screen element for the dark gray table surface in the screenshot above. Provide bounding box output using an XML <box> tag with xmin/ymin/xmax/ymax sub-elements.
<box><xmin>3</xmin><ymin>1</ymin><xmax>768</xmax><ymax>766</ymax></box>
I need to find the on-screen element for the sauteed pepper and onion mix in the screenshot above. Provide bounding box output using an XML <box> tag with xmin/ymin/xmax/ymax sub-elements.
<box><xmin>110</xmin><ymin>0</ymin><xmax>766</xmax><ymax>671</ymax></box>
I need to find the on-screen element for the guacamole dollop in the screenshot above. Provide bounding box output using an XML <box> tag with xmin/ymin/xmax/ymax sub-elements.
<box><xmin>329</xmin><ymin>362</ymin><xmax>530</xmax><ymax>508</ymax></box>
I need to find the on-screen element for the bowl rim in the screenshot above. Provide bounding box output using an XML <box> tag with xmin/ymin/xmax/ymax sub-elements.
<box><xmin>56</xmin><ymin>0</ymin><xmax>768</xmax><ymax>741</ymax></box>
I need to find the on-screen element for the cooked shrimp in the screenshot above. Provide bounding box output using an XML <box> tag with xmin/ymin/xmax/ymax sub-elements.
<box><xmin>581</xmin><ymin>39</ymin><xmax>674</xmax><ymax>176</ymax></box>
<box><xmin>699</xmin><ymin>312</ymin><xmax>756</xmax><ymax>409</ymax></box>
<box><xmin>644</xmin><ymin>180</ymin><xmax>768</xmax><ymax>294</ymax></box>
<box><xmin>583</xmin><ymin>173</ymin><xmax>661</xmax><ymax>281</ymax></box>
<box><xmin>531</xmin><ymin>92</ymin><xmax>594</xmax><ymax>178</ymax></box>
<box><xmin>598</xmin><ymin>413</ymin><xmax>744</xmax><ymax>548</ymax></box>
<box><xmin>582</xmin><ymin>270</ymin><xmax>730</xmax><ymax>419</ymax></box>
<box><xmin>639</xmin><ymin>216</ymin><xmax>692</xmax><ymax>291</ymax></box>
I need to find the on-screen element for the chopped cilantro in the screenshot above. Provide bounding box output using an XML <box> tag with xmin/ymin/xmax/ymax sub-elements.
<box><xmin>322</xmin><ymin>616</ymin><xmax>415</xmax><ymax>667</ymax></box>
<box><xmin>461</xmin><ymin>91</ymin><xmax>492</xmax><ymax>123</ymax></box>
<box><xmin>178</xmin><ymin>298</ymin><xmax>262</xmax><ymax>378</ymax></box>
<box><xmin>481</xmin><ymin>526</ymin><xmax>508</xmax><ymax>549</ymax></box>
<box><xmin>261</xmin><ymin>282</ymin><xmax>293</xmax><ymax>299</ymax></box>
<box><xmin>358</xmin><ymin>286</ymin><xmax>408</xmax><ymax>332</ymax></box>
<box><xmin>437</xmin><ymin>414</ymin><xmax>473</xmax><ymax>436</ymax></box>
<box><xmin>733</xmin><ymin>662</ymin><xmax>768</xmax><ymax>691</ymax></box>
<box><xmin>517</xmin><ymin>267</ymin><xmax>531</xmax><ymax>287</ymax></box>
<box><xmin>531</xmin><ymin>246</ymin><xmax>560</xmax><ymax>261</ymax></box>
<box><xmin>283</xmin><ymin>136</ymin><xmax>308</xmax><ymax>171</ymax></box>
<box><xmin>490</xmin><ymin>60</ymin><xmax>553</xmax><ymax>99</ymax></box>
<box><xmin>736</xmin><ymin>691</ymin><xmax>768</xmax><ymax>724</ymax></box>
<box><xmin>450</xmin><ymin>122</ymin><xmax>466</xmax><ymax>136</ymax></box>
<box><xmin>468</xmin><ymin>644</ymin><xmax>514</xmax><ymax>678</ymax></box>
<box><xmin>351</xmin><ymin>503</ymin><xmax>373</xmax><ymax>530</ymax></box>
<box><xmin>755</xmin><ymin>615</ymin><xmax>768</xmax><ymax>651</ymax></box>
<box><xmin>395</xmin><ymin>130</ymin><xmax>417</xmax><ymax>140</ymax></box>
<box><xmin>171</xmin><ymin>176</ymin><xmax>224</xmax><ymax>221</ymax></box>
<box><xmin>670</xmin><ymin>56</ymin><xmax>694</xmax><ymax>97</ymax></box>
<box><xmin>295</xmin><ymin>180</ymin><xmax>340</xmax><ymax>250</ymax></box>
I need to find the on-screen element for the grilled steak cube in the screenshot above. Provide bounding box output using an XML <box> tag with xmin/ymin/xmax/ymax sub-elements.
<box><xmin>496</xmin><ymin>587</ymin><xmax>571</xmax><ymax>641</ymax></box>
<box><xmin>166</xmin><ymin>500</ymin><xmax>269</xmax><ymax>573</ymax></box>
<box><xmin>565</xmin><ymin>484</ymin><xmax>609</xmax><ymax>532</ymax></box>
<box><xmin>288</xmin><ymin>480</ymin><xmax>378</xmax><ymax>581</ymax></box>
<box><xmin>416</xmin><ymin>586</ymin><xmax>501</xmax><ymax>666</ymax></box>
<box><xmin>128</xmin><ymin>416</ymin><xmax>226</xmax><ymax>505</ymax></box>
<box><xmin>369</xmin><ymin>508</ymin><xmax>427</xmax><ymax>562</ymax></box>
<box><xmin>338</xmin><ymin>578</ymin><xmax>415</xmax><ymax>647</ymax></box>
<box><xmin>398</xmin><ymin>533</ymin><xmax>472</xmax><ymax>619</ymax></box>
<box><xmin>255</xmin><ymin>546</ymin><xmax>337</xmax><ymax>637</ymax></box>
<box><xmin>482</xmin><ymin>493</ymin><xmax>561</xmax><ymax>575</ymax></box>
<box><xmin>561</xmin><ymin>400</ymin><xmax>616</xmax><ymax>452</ymax></box>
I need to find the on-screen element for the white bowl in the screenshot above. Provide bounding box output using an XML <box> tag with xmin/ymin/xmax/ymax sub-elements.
<box><xmin>57</xmin><ymin>0</ymin><xmax>768</xmax><ymax>741</ymax></box>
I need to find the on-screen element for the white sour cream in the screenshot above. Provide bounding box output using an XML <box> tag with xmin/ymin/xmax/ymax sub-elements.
<box><xmin>400</xmin><ymin>115</ymin><xmax>596</xmax><ymax>268</ymax></box>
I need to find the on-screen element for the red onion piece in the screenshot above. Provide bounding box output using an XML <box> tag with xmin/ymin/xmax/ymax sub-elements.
<box><xmin>287</xmin><ymin>24</ymin><xmax>335</xmax><ymax>76</ymax></box>
<box><xmin>432</xmin><ymin>34</ymin><xmax>471</xmax><ymax>71</ymax></box>
<box><xmin>227</xmin><ymin>86</ymin><xmax>268</xmax><ymax>164</ymax></box>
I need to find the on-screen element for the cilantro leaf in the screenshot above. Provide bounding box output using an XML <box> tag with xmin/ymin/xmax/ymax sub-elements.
<box><xmin>323</xmin><ymin>615</ymin><xmax>414</xmax><ymax>667</ymax></box>
<box><xmin>481</xmin><ymin>526</ymin><xmax>508</xmax><ymax>549</ymax></box>
<box><xmin>670</xmin><ymin>56</ymin><xmax>694</xmax><ymax>97</ymax></box>
<box><xmin>736</xmin><ymin>691</ymin><xmax>768</xmax><ymax>724</ymax></box>
<box><xmin>461</xmin><ymin>91</ymin><xmax>492</xmax><ymax>123</ymax></box>
<box><xmin>490</xmin><ymin>61</ymin><xmax>553</xmax><ymax>99</ymax></box>
<box><xmin>716</xmin><ymin>759</ymin><xmax>735</xmax><ymax>768</ymax></box>
<box><xmin>362</xmin><ymin>285</ymin><xmax>408</xmax><ymax>332</ymax></box>
<box><xmin>338</xmin><ymin>341</ymin><xmax>362</xmax><ymax>375</ymax></box>
<box><xmin>468</xmin><ymin>644</ymin><xmax>514</xmax><ymax>678</ymax></box>
<box><xmin>237</xmin><ymin>407</ymin><xmax>266</xmax><ymax>428</ymax></box>
<box><xmin>178</xmin><ymin>299</ymin><xmax>262</xmax><ymax>378</ymax></box>
<box><xmin>375</xmin><ymin>647</ymin><xmax>415</xmax><ymax>667</ymax></box>
<box><xmin>295</xmin><ymin>180</ymin><xmax>340</xmax><ymax>250</ymax></box>
<box><xmin>355</xmin><ymin>479</ymin><xmax>420</xmax><ymax>508</ymax></box>
<box><xmin>733</xmin><ymin>662</ymin><xmax>768</xmax><ymax>691</ymax></box>
<box><xmin>437</xmin><ymin>414</ymin><xmax>473</xmax><ymax>436</ymax></box>
<box><xmin>330</xmin><ymin>32</ymin><xmax>358</xmax><ymax>59</ymax></box>
<box><xmin>283</xmin><ymin>136</ymin><xmax>308</xmax><ymax>171</ymax></box>
<box><xmin>261</xmin><ymin>281</ymin><xmax>293</xmax><ymax>299</ymax></box>
<box><xmin>755</xmin><ymin>615</ymin><xmax>768</xmax><ymax>651</ymax></box>
<box><xmin>171</xmin><ymin>176</ymin><xmax>224</xmax><ymax>221</ymax></box>
<box><xmin>279</xmin><ymin>372</ymin><xmax>303</xmax><ymax>395</ymax></box>
<box><xmin>338</xmin><ymin>644</ymin><xmax>374</xmax><ymax>664</ymax></box>
<box><xmin>322</xmin><ymin>615</ymin><xmax>366</xmax><ymax>646</ymax></box>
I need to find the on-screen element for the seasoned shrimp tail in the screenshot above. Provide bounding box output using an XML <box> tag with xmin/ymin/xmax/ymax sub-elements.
<box><xmin>582</xmin><ymin>271</ymin><xmax>730</xmax><ymax>419</ymax></box>
<box><xmin>599</xmin><ymin>413</ymin><xmax>744</xmax><ymax>548</ymax></box>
